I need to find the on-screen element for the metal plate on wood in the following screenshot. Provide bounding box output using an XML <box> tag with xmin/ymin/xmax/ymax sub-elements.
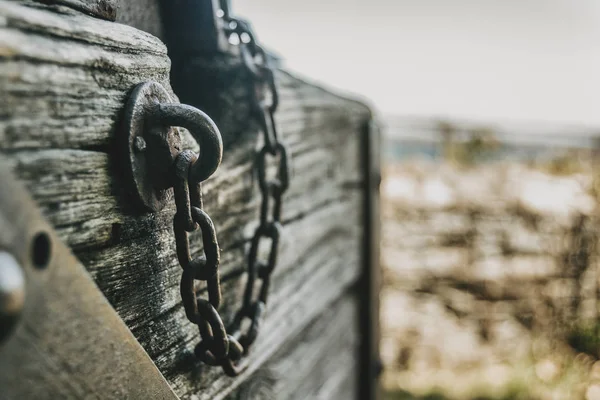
<box><xmin>122</xmin><ymin>81</ymin><xmax>179</xmax><ymax>212</ymax></box>
<box><xmin>36</xmin><ymin>0</ymin><xmax>117</xmax><ymax>21</ymax></box>
<box><xmin>0</xmin><ymin>159</ymin><xmax>178</xmax><ymax>399</ymax></box>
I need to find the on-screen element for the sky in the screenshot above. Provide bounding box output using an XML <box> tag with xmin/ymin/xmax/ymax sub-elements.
<box><xmin>235</xmin><ymin>0</ymin><xmax>600</xmax><ymax>127</ymax></box>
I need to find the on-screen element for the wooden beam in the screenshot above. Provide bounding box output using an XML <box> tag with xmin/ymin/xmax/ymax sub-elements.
<box><xmin>0</xmin><ymin>1</ymin><xmax>370</xmax><ymax>397</ymax></box>
<box><xmin>228</xmin><ymin>292</ymin><xmax>360</xmax><ymax>400</ymax></box>
<box><xmin>35</xmin><ymin>0</ymin><xmax>117</xmax><ymax>20</ymax></box>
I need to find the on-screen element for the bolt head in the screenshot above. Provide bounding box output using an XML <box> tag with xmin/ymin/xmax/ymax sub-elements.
<box><xmin>0</xmin><ymin>251</ymin><xmax>25</xmax><ymax>344</ymax></box>
<box><xmin>134</xmin><ymin>136</ymin><xmax>147</xmax><ymax>153</ymax></box>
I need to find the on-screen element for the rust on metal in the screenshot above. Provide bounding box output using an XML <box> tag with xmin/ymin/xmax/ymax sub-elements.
<box><xmin>0</xmin><ymin>251</ymin><xmax>25</xmax><ymax>345</ymax></box>
<box><xmin>119</xmin><ymin>2</ymin><xmax>291</xmax><ymax>378</ymax></box>
<box><xmin>0</xmin><ymin>158</ymin><xmax>178</xmax><ymax>399</ymax></box>
<box><xmin>121</xmin><ymin>81</ymin><xmax>223</xmax><ymax>212</ymax></box>
<box><xmin>122</xmin><ymin>80</ymin><xmax>241</xmax><ymax>375</ymax></box>
<box><xmin>197</xmin><ymin>3</ymin><xmax>292</xmax><ymax>376</ymax></box>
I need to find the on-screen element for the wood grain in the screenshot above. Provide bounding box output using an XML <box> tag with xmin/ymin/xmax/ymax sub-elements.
<box><xmin>226</xmin><ymin>292</ymin><xmax>359</xmax><ymax>400</ymax></box>
<box><xmin>0</xmin><ymin>159</ymin><xmax>178</xmax><ymax>400</ymax></box>
<box><xmin>0</xmin><ymin>1</ymin><xmax>370</xmax><ymax>398</ymax></box>
<box><xmin>35</xmin><ymin>0</ymin><xmax>117</xmax><ymax>20</ymax></box>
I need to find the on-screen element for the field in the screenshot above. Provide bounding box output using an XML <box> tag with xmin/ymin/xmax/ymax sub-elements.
<box><xmin>381</xmin><ymin>121</ymin><xmax>600</xmax><ymax>399</ymax></box>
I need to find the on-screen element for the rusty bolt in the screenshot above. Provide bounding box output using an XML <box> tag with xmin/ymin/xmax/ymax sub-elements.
<box><xmin>0</xmin><ymin>251</ymin><xmax>25</xmax><ymax>344</ymax></box>
<box><xmin>134</xmin><ymin>136</ymin><xmax>147</xmax><ymax>153</ymax></box>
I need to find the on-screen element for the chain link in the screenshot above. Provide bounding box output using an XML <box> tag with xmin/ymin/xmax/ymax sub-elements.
<box><xmin>170</xmin><ymin>5</ymin><xmax>290</xmax><ymax>377</ymax></box>
<box><xmin>171</xmin><ymin>149</ymin><xmax>247</xmax><ymax>376</ymax></box>
<box><xmin>224</xmin><ymin>11</ymin><xmax>291</xmax><ymax>366</ymax></box>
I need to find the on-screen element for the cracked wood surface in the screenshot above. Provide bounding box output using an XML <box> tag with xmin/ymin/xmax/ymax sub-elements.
<box><xmin>0</xmin><ymin>1</ymin><xmax>370</xmax><ymax>398</ymax></box>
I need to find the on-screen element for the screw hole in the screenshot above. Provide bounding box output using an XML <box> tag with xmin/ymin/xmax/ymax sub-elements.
<box><xmin>31</xmin><ymin>232</ymin><xmax>51</xmax><ymax>269</ymax></box>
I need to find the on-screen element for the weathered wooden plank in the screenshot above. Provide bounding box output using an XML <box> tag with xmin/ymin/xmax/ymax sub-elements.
<box><xmin>0</xmin><ymin>2</ymin><xmax>370</xmax><ymax>398</ymax></box>
<box><xmin>0</xmin><ymin>161</ymin><xmax>178</xmax><ymax>400</ymax></box>
<box><xmin>34</xmin><ymin>0</ymin><xmax>117</xmax><ymax>20</ymax></box>
<box><xmin>5</xmin><ymin>112</ymin><xmax>362</xmax><ymax>252</ymax></box>
<box><xmin>114</xmin><ymin>0</ymin><xmax>164</xmax><ymax>39</ymax></box>
<box><xmin>226</xmin><ymin>292</ymin><xmax>359</xmax><ymax>400</ymax></box>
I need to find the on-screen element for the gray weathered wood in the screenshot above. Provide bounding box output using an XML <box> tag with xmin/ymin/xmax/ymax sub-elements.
<box><xmin>0</xmin><ymin>160</ymin><xmax>178</xmax><ymax>399</ymax></box>
<box><xmin>0</xmin><ymin>1</ymin><xmax>370</xmax><ymax>398</ymax></box>
<box><xmin>35</xmin><ymin>0</ymin><xmax>117</xmax><ymax>20</ymax></box>
<box><xmin>227</xmin><ymin>292</ymin><xmax>359</xmax><ymax>399</ymax></box>
<box><xmin>114</xmin><ymin>0</ymin><xmax>164</xmax><ymax>39</ymax></box>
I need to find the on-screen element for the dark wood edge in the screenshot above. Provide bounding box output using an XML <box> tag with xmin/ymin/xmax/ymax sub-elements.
<box><xmin>35</xmin><ymin>0</ymin><xmax>117</xmax><ymax>21</ymax></box>
<box><xmin>358</xmin><ymin>115</ymin><xmax>383</xmax><ymax>400</ymax></box>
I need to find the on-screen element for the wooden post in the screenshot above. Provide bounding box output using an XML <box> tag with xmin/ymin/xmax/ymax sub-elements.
<box><xmin>0</xmin><ymin>1</ymin><xmax>373</xmax><ymax>398</ymax></box>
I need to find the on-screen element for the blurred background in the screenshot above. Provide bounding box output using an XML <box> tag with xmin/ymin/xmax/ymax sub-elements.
<box><xmin>238</xmin><ymin>1</ymin><xmax>600</xmax><ymax>399</ymax></box>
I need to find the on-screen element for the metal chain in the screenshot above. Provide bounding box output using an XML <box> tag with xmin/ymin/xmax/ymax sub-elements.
<box><xmin>224</xmin><ymin>12</ymin><xmax>291</xmax><ymax>361</ymax></box>
<box><xmin>170</xmin><ymin>4</ymin><xmax>290</xmax><ymax>377</ymax></box>
<box><xmin>182</xmin><ymin>7</ymin><xmax>289</xmax><ymax>377</ymax></box>
<box><xmin>171</xmin><ymin>149</ymin><xmax>241</xmax><ymax>376</ymax></box>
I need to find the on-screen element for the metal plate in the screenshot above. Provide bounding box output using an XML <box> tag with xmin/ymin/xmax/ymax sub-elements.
<box><xmin>0</xmin><ymin>160</ymin><xmax>179</xmax><ymax>399</ymax></box>
<box><xmin>121</xmin><ymin>81</ymin><xmax>180</xmax><ymax>212</ymax></box>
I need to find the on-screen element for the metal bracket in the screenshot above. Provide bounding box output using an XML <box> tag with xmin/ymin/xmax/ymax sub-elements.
<box><xmin>0</xmin><ymin>157</ymin><xmax>178</xmax><ymax>399</ymax></box>
<box><xmin>122</xmin><ymin>81</ymin><xmax>181</xmax><ymax>212</ymax></box>
<box><xmin>122</xmin><ymin>81</ymin><xmax>223</xmax><ymax>213</ymax></box>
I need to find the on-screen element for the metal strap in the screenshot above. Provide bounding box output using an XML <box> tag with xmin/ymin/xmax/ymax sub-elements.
<box><xmin>0</xmin><ymin>157</ymin><xmax>178</xmax><ymax>399</ymax></box>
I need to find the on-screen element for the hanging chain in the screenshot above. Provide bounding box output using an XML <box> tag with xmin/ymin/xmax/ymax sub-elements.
<box><xmin>175</xmin><ymin>3</ymin><xmax>291</xmax><ymax>377</ymax></box>
<box><xmin>224</xmin><ymin>8</ymin><xmax>291</xmax><ymax>360</ymax></box>
<box><xmin>172</xmin><ymin>148</ymin><xmax>247</xmax><ymax>376</ymax></box>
